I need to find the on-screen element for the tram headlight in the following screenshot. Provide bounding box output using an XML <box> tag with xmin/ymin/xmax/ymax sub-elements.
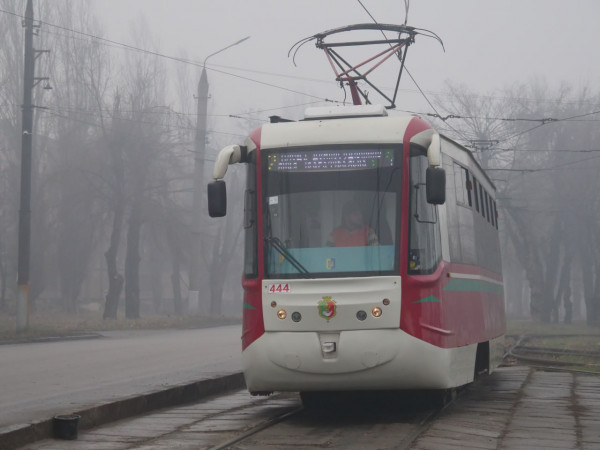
<box><xmin>382</xmin><ymin>298</ymin><xmax>390</xmax><ymax>306</ymax></box>
<box><xmin>291</xmin><ymin>312</ymin><xmax>302</xmax><ymax>322</ymax></box>
<box><xmin>356</xmin><ymin>310</ymin><xmax>367</xmax><ymax>321</ymax></box>
<box><xmin>371</xmin><ymin>306</ymin><xmax>382</xmax><ymax>318</ymax></box>
<box><xmin>277</xmin><ymin>309</ymin><xmax>287</xmax><ymax>320</ymax></box>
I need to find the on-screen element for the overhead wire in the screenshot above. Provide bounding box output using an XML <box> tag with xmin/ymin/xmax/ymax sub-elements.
<box><xmin>37</xmin><ymin>108</ymin><xmax>237</xmax><ymax>163</ymax></box>
<box><xmin>2</xmin><ymin>4</ymin><xmax>599</xmax><ymax>148</ymax></box>
<box><xmin>38</xmin><ymin>106</ymin><xmax>248</xmax><ymax>139</ymax></box>
<box><xmin>401</xmin><ymin>109</ymin><xmax>600</xmax><ymax>124</ymax></box>
<box><xmin>43</xmin><ymin>100</ymin><xmax>321</xmax><ymax>120</ymax></box>
<box><xmin>482</xmin><ymin>148</ymin><xmax>600</xmax><ymax>153</ymax></box>
<box><xmin>3</xmin><ymin>6</ymin><xmax>597</xmax><ymax>121</ymax></box>
<box><xmin>44</xmin><ymin>9</ymin><xmax>600</xmax><ymax>112</ymax></box>
<box><xmin>486</xmin><ymin>153</ymin><xmax>600</xmax><ymax>173</ymax></box>
<box><xmin>0</xmin><ymin>6</ymin><xmax>341</xmax><ymax>106</ymax></box>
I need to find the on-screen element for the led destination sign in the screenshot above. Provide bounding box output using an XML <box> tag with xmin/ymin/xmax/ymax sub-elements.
<box><xmin>268</xmin><ymin>149</ymin><xmax>394</xmax><ymax>172</ymax></box>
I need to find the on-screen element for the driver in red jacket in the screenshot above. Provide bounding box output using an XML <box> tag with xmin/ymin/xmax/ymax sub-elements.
<box><xmin>329</xmin><ymin>202</ymin><xmax>378</xmax><ymax>247</ymax></box>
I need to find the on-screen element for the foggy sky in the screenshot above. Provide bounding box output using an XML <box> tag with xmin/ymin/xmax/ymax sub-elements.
<box><xmin>88</xmin><ymin>0</ymin><xmax>600</xmax><ymax>144</ymax></box>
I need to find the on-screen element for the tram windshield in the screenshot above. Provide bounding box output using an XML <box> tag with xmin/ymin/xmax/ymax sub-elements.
<box><xmin>262</xmin><ymin>145</ymin><xmax>401</xmax><ymax>278</ymax></box>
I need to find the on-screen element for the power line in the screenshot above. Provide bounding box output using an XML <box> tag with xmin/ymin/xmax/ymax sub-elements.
<box><xmin>43</xmin><ymin>11</ymin><xmax>600</xmax><ymax>113</ymax></box>
<box><xmin>39</xmin><ymin>108</ymin><xmax>248</xmax><ymax>138</ymax></box>
<box><xmin>0</xmin><ymin>7</ymin><xmax>341</xmax><ymax>104</ymax></box>
<box><xmin>4</xmin><ymin>5</ymin><xmax>599</xmax><ymax>118</ymax></box>
<box><xmin>498</xmin><ymin>109</ymin><xmax>600</xmax><ymax>143</ymax></box>
<box><xmin>401</xmin><ymin>108</ymin><xmax>600</xmax><ymax>124</ymax></box>
<box><xmin>479</xmin><ymin>147</ymin><xmax>600</xmax><ymax>153</ymax></box>
<box><xmin>3</xmin><ymin>4</ymin><xmax>600</xmax><ymax>148</ymax></box>
<box><xmin>44</xmin><ymin>100</ymin><xmax>321</xmax><ymax>120</ymax></box>
<box><xmin>486</xmin><ymin>153</ymin><xmax>600</xmax><ymax>172</ymax></box>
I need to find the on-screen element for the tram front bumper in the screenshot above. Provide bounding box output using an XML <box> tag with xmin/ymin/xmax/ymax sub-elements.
<box><xmin>242</xmin><ymin>328</ymin><xmax>477</xmax><ymax>392</ymax></box>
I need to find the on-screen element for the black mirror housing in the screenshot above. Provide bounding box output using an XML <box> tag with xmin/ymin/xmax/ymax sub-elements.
<box><xmin>426</xmin><ymin>167</ymin><xmax>446</xmax><ymax>205</ymax></box>
<box><xmin>207</xmin><ymin>180</ymin><xmax>227</xmax><ymax>217</ymax></box>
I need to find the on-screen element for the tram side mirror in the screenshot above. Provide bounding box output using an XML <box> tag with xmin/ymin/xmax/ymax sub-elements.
<box><xmin>208</xmin><ymin>180</ymin><xmax>227</xmax><ymax>217</ymax></box>
<box><xmin>426</xmin><ymin>167</ymin><xmax>446</xmax><ymax>205</ymax></box>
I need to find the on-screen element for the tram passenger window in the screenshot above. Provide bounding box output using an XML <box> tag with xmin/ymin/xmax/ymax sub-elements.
<box><xmin>489</xmin><ymin>196</ymin><xmax>495</xmax><ymax>228</ymax></box>
<box><xmin>408</xmin><ymin>154</ymin><xmax>442</xmax><ymax>274</ymax></box>
<box><xmin>479</xmin><ymin>185</ymin><xmax>485</xmax><ymax>218</ymax></box>
<box><xmin>446</xmin><ymin>163</ymin><xmax>465</xmax><ymax>203</ymax></box>
<box><xmin>454</xmin><ymin>163</ymin><xmax>472</xmax><ymax>207</ymax></box>
<box><xmin>484</xmin><ymin>191</ymin><xmax>491</xmax><ymax>223</ymax></box>
<box><xmin>465</xmin><ymin>170</ymin><xmax>472</xmax><ymax>207</ymax></box>
<box><xmin>493</xmin><ymin>201</ymin><xmax>499</xmax><ymax>229</ymax></box>
<box><xmin>472</xmin><ymin>178</ymin><xmax>479</xmax><ymax>212</ymax></box>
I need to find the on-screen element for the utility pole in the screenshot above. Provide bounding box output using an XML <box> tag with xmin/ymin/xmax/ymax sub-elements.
<box><xmin>188</xmin><ymin>37</ymin><xmax>250</xmax><ymax>316</ymax></box>
<box><xmin>17</xmin><ymin>0</ymin><xmax>35</xmax><ymax>332</ymax></box>
<box><xmin>17</xmin><ymin>0</ymin><xmax>50</xmax><ymax>331</ymax></box>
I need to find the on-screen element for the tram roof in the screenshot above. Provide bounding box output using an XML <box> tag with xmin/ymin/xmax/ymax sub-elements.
<box><xmin>440</xmin><ymin>134</ymin><xmax>497</xmax><ymax>192</ymax></box>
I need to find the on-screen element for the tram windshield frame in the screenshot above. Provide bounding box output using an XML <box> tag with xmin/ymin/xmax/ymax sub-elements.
<box><xmin>261</xmin><ymin>144</ymin><xmax>402</xmax><ymax>279</ymax></box>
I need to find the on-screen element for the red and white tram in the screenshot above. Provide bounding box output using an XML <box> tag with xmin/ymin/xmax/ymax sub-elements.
<box><xmin>208</xmin><ymin>104</ymin><xmax>505</xmax><ymax>396</ymax></box>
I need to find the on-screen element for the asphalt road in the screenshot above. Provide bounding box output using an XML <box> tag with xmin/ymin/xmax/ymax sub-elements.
<box><xmin>0</xmin><ymin>326</ymin><xmax>241</xmax><ymax>431</ymax></box>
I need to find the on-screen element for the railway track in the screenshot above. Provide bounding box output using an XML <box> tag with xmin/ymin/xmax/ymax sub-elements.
<box><xmin>209</xmin><ymin>403</ymin><xmax>303</xmax><ymax>450</ymax></box>
<box><xmin>504</xmin><ymin>334</ymin><xmax>600</xmax><ymax>374</ymax></box>
<box><xmin>208</xmin><ymin>334</ymin><xmax>600</xmax><ymax>448</ymax></box>
<box><xmin>206</xmin><ymin>390</ymin><xmax>451</xmax><ymax>450</ymax></box>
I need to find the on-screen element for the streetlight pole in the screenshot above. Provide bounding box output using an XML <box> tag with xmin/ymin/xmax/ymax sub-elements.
<box><xmin>188</xmin><ymin>36</ymin><xmax>250</xmax><ymax>315</ymax></box>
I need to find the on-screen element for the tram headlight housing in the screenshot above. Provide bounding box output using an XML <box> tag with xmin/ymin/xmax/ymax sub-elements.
<box><xmin>371</xmin><ymin>306</ymin><xmax>382</xmax><ymax>318</ymax></box>
<box><xmin>277</xmin><ymin>309</ymin><xmax>287</xmax><ymax>320</ymax></box>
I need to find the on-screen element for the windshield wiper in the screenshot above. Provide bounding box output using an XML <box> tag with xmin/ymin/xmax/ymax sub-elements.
<box><xmin>265</xmin><ymin>237</ymin><xmax>312</xmax><ymax>279</ymax></box>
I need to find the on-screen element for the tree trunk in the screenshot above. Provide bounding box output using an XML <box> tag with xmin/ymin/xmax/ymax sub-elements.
<box><xmin>0</xmin><ymin>248</ymin><xmax>6</xmax><ymax>312</ymax></box>
<box><xmin>166</xmin><ymin>228</ymin><xmax>183</xmax><ymax>316</ymax></box>
<box><xmin>209</xmin><ymin>264</ymin><xmax>226</xmax><ymax>316</ymax></box>
<box><xmin>125</xmin><ymin>204</ymin><xmax>142</xmax><ymax>319</ymax></box>
<box><xmin>171</xmin><ymin>261</ymin><xmax>183</xmax><ymax>316</ymax></box>
<box><xmin>588</xmin><ymin>266</ymin><xmax>600</xmax><ymax>326</ymax></box>
<box><xmin>103</xmin><ymin>206</ymin><xmax>124</xmax><ymax>319</ymax></box>
<box><xmin>150</xmin><ymin>270</ymin><xmax>162</xmax><ymax>314</ymax></box>
<box><xmin>579</xmin><ymin>223</ymin><xmax>599</xmax><ymax>326</ymax></box>
<box><xmin>555</xmin><ymin>254</ymin><xmax>572</xmax><ymax>324</ymax></box>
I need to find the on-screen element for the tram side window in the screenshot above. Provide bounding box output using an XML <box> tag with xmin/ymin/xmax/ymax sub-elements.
<box><xmin>484</xmin><ymin>191</ymin><xmax>491</xmax><ymax>223</ymax></box>
<box><xmin>489</xmin><ymin>195</ymin><xmax>495</xmax><ymax>227</ymax></box>
<box><xmin>493</xmin><ymin>200</ymin><xmax>499</xmax><ymax>229</ymax></box>
<box><xmin>472</xmin><ymin>178</ymin><xmax>479</xmax><ymax>213</ymax></box>
<box><xmin>408</xmin><ymin>154</ymin><xmax>442</xmax><ymax>274</ymax></box>
<box><xmin>465</xmin><ymin>169</ymin><xmax>472</xmax><ymax>207</ymax></box>
<box><xmin>453</xmin><ymin>163</ymin><xmax>469</xmax><ymax>206</ymax></box>
<box><xmin>479</xmin><ymin>184</ymin><xmax>485</xmax><ymax>218</ymax></box>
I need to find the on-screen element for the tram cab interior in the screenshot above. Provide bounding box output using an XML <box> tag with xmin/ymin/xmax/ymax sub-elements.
<box><xmin>263</xmin><ymin>163</ymin><xmax>399</xmax><ymax>277</ymax></box>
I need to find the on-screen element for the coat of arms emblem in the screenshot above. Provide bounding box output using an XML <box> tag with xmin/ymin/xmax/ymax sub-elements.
<box><xmin>318</xmin><ymin>296</ymin><xmax>336</xmax><ymax>321</ymax></box>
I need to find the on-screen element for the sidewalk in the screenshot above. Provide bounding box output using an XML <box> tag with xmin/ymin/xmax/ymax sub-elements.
<box><xmin>0</xmin><ymin>326</ymin><xmax>243</xmax><ymax>449</ymax></box>
<box><xmin>1</xmin><ymin>372</ymin><xmax>245</xmax><ymax>450</ymax></box>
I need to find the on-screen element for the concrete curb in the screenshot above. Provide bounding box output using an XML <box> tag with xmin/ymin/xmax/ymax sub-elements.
<box><xmin>0</xmin><ymin>372</ymin><xmax>245</xmax><ymax>450</ymax></box>
<box><xmin>0</xmin><ymin>333</ymin><xmax>103</xmax><ymax>346</ymax></box>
